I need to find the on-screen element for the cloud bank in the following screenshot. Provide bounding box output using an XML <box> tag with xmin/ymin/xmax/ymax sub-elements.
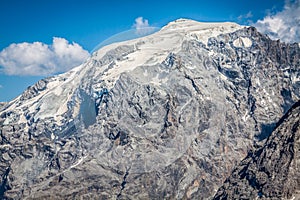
<box><xmin>0</xmin><ymin>37</ymin><xmax>90</xmax><ymax>76</ymax></box>
<box><xmin>253</xmin><ymin>0</ymin><xmax>300</xmax><ymax>43</ymax></box>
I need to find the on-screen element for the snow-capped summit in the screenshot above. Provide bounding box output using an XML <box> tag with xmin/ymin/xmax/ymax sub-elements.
<box><xmin>0</xmin><ymin>19</ymin><xmax>244</xmax><ymax>128</ymax></box>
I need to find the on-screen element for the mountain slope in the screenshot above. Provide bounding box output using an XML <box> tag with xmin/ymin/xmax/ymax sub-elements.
<box><xmin>214</xmin><ymin>100</ymin><xmax>300</xmax><ymax>199</ymax></box>
<box><xmin>0</xmin><ymin>19</ymin><xmax>300</xmax><ymax>199</ymax></box>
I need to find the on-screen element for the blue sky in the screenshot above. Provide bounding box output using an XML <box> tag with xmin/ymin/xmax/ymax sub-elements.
<box><xmin>0</xmin><ymin>0</ymin><xmax>299</xmax><ymax>102</ymax></box>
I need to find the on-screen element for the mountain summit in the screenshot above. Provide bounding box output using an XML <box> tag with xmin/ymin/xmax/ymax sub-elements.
<box><xmin>1</xmin><ymin>19</ymin><xmax>300</xmax><ymax>199</ymax></box>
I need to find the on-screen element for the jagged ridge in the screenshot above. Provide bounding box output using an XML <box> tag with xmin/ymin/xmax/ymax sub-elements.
<box><xmin>214</xmin><ymin>100</ymin><xmax>300</xmax><ymax>199</ymax></box>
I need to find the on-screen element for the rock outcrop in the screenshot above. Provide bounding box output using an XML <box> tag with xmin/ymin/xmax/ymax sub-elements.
<box><xmin>214</xmin><ymin>101</ymin><xmax>300</xmax><ymax>199</ymax></box>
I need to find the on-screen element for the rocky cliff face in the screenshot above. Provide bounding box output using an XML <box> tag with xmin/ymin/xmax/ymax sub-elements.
<box><xmin>214</xmin><ymin>100</ymin><xmax>300</xmax><ymax>199</ymax></box>
<box><xmin>0</xmin><ymin>19</ymin><xmax>300</xmax><ymax>199</ymax></box>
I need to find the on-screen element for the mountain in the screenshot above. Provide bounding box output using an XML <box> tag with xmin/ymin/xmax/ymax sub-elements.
<box><xmin>0</xmin><ymin>19</ymin><xmax>300</xmax><ymax>199</ymax></box>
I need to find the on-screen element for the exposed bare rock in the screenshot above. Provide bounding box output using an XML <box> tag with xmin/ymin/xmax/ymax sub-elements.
<box><xmin>20</xmin><ymin>79</ymin><xmax>48</xmax><ymax>101</ymax></box>
<box><xmin>214</xmin><ymin>101</ymin><xmax>300</xmax><ymax>199</ymax></box>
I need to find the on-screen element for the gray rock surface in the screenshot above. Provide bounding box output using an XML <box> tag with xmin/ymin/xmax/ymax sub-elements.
<box><xmin>214</xmin><ymin>100</ymin><xmax>300</xmax><ymax>199</ymax></box>
<box><xmin>0</xmin><ymin>19</ymin><xmax>300</xmax><ymax>199</ymax></box>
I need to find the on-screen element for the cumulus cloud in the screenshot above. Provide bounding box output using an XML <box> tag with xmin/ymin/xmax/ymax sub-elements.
<box><xmin>253</xmin><ymin>0</ymin><xmax>300</xmax><ymax>43</ymax></box>
<box><xmin>133</xmin><ymin>17</ymin><xmax>150</xmax><ymax>29</ymax></box>
<box><xmin>0</xmin><ymin>37</ymin><xmax>90</xmax><ymax>76</ymax></box>
<box><xmin>132</xmin><ymin>17</ymin><xmax>155</xmax><ymax>35</ymax></box>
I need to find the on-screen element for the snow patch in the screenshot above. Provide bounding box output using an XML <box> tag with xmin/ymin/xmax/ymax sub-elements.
<box><xmin>233</xmin><ymin>37</ymin><xmax>252</xmax><ymax>48</ymax></box>
<box><xmin>242</xmin><ymin>111</ymin><xmax>249</xmax><ymax>122</ymax></box>
<box><xmin>69</xmin><ymin>155</ymin><xmax>88</xmax><ymax>169</ymax></box>
<box><xmin>219</xmin><ymin>73</ymin><xmax>228</xmax><ymax>81</ymax></box>
<box><xmin>162</xmin><ymin>19</ymin><xmax>242</xmax><ymax>45</ymax></box>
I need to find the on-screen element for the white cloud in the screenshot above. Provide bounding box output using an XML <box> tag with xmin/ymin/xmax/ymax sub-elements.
<box><xmin>0</xmin><ymin>84</ymin><xmax>2</xmax><ymax>89</ymax></box>
<box><xmin>0</xmin><ymin>37</ymin><xmax>90</xmax><ymax>76</ymax></box>
<box><xmin>132</xmin><ymin>17</ymin><xmax>155</xmax><ymax>35</ymax></box>
<box><xmin>253</xmin><ymin>0</ymin><xmax>300</xmax><ymax>43</ymax></box>
<box><xmin>133</xmin><ymin>17</ymin><xmax>150</xmax><ymax>29</ymax></box>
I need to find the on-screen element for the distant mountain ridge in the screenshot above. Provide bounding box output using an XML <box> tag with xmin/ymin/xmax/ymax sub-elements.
<box><xmin>0</xmin><ymin>19</ymin><xmax>300</xmax><ymax>199</ymax></box>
